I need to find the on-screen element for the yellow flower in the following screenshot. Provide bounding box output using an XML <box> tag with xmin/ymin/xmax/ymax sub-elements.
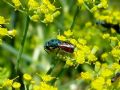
<box><xmin>0</xmin><ymin>16</ymin><xmax>5</xmax><ymax>24</ymax></box>
<box><xmin>78</xmin><ymin>38</ymin><xmax>87</xmax><ymax>45</ymax></box>
<box><xmin>3</xmin><ymin>79</ymin><xmax>13</xmax><ymax>87</ymax></box>
<box><xmin>31</xmin><ymin>14</ymin><xmax>40</xmax><ymax>22</ymax></box>
<box><xmin>102</xmin><ymin>33</ymin><xmax>110</xmax><ymax>39</ymax></box>
<box><xmin>91</xmin><ymin>77</ymin><xmax>105</xmax><ymax>90</ymax></box>
<box><xmin>12</xmin><ymin>82</ymin><xmax>21</xmax><ymax>89</ymax></box>
<box><xmin>23</xmin><ymin>73</ymin><xmax>32</xmax><ymax>81</ymax></box>
<box><xmin>109</xmin><ymin>36</ymin><xmax>118</xmax><ymax>41</ymax></box>
<box><xmin>39</xmin><ymin>4</ymin><xmax>48</xmax><ymax>14</ymax></box>
<box><xmin>8</xmin><ymin>29</ymin><xmax>17</xmax><ymax>37</ymax></box>
<box><xmin>111</xmin><ymin>28</ymin><xmax>116</xmax><ymax>33</ymax></box>
<box><xmin>100</xmin><ymin>69</ymin><xmax>113</xmax><ymax>77</ymax></box>
<box><xmin>64</xmin><ymin>29</ymin><xmax>73</xmax><ymax>37</ymax></box>
<box><xmin>47</xmin><ymin>4</ymin><xmax>56</xmax><ymax>12</ymax></box>
<box><xmin>12</xmin><ymin>0</ymin><xmax>21</xmax><ymax>9</ymax></box>
<box><xmin>78</xmin><ymin>0</ymin><xmax>84</xmax><ymax>5</ymax></box>
<box><xmin>106</xmin><ymin>79</ymin><xmax>111</xmax><ymax>86</ymax></box>
<box><xmin>91</xmin><ymin>6</ymin><xmax>98</xmax><ymax>12</ymax></box>
<box><xmin>101</xmin><ymin>52</ymin><xmax>108</xmax><ymax>60</ymax></box>
<box><xmin>40</xmin><ymin>82</ymin><xmax>58</xmax><ymax>90</ymax></box>
<box><xmin>0</xmin><ymin>27</ymin><xmax>8</xmax><ymax>36</ymax></box>
<box><xmin>57</xmin><ymin>35</ymin><xmax>67</xmax><ymax>41</ymax></box>
<box><xmin>112</xmin><ymin>63</ymin><xmax>120</xmax><ymax>70</ymax></box>
<box><xmin>81</xmin><ymin>72</ymin><xmax>92</xmax><ymax>80</ymax></box>
<box><xmin>87</xmin><ymin>53</ymin><xmax>97</xmax><ymax>62</ymax></box>
<box><xmin>28</xmin><ymin>0</ymin><xmax>39</xmax><ymax>10</ymax></box>
<box><xmin>40</xmin><ymin>74</ymin><xmax>55</xmax><ymax>82</ymax></box>
<box><xmin>66</xmin><ymin>59</ymin><xmax>73</xmax><ymax>66</ymax></box>
<box><xmin>44</xmin><ymin>14</ymin><xmax>54</xmax><ymax>23</ymax></box>
<box><xmin>111</xmin><ymin>48</ymin><xmax>120</xmax><ymax>58</ymax></box>
<box><xmin>74</xmin><ymin>51</ymin><xmax>85</xmax><ymax>64</ymax></box>
<box><xmin>70</xmin><ymin>39</ymin><xmax>77</xmax><ymax>45</ymax></box>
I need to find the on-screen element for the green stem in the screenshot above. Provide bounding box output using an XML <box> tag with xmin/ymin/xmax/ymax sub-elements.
<box><xmin>2</xmin><ymin>0</ymin><xmax>26</xmax><ymax>14</ymax></box>
<box><xmin>15</xmin><ymin>16</ymin><xmax>30</xmax><ymax>72</ymax></box>
<box><xmin>70</xmin><ymin>6</ymin><xmax>80</xmax><ymax>30</ymax></box>
<box><xmin>51</xmin><ymin>65</ymin><xmax>67</xmax><ymax>85</ymax></box>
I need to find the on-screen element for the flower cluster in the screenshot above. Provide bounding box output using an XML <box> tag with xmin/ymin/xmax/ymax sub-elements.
<box><xmin>0</xmin><ymin>76</ymin><xmax>21</xmax><ymax>90</ymax></box>
<box><xmin>57</xmin><ymin>29</ymin><xmax>98</xmax><ymax>66</ymax></box>
<box><xmin>0</xmin><ymin>73</ymin><xmax>58</xmax><ymax>90</ymax></box>
<box><xmin>11</xmin><ymin>0</ymin><xmax>60</xmax><ymax>23</ymax></box>
<box><xmin>0</xmin><ymin>16</ymin><xmax>16</xmax><ymax>44</ymax></box>
<box><xmin>79</xmin><ymin>61</ymin><xmax>120</xmax><ymax>90</ymax></box>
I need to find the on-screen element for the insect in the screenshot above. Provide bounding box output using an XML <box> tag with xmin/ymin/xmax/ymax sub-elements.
<box><xmin>111</xmin><ymin>72</ymin><xmax>120</xmax><ymax>83</ymax></box>
<box><xmin>96</xmin><ymin>21</ymin><xmax>120</xmax><ymax>33</ymax></box>
<box><xmin>44</xmin><ymin>39</ymin><xmax>74</xmax><ymax>53</ymax></box>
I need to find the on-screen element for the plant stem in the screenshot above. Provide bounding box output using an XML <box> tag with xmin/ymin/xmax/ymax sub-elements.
<box><xmin>70</xmin><ymin>6</ymin><xmax>80</xmax><ymax>30</ymax></box>
<box><xmin>46</xmin><ymin>57</ymin><xmax>61</xmax><ymax>74</ymax></box>
<box><xmin>2</xmin><ymin>0</ymin><xmax>26</xmax><ymax>14</ymax></box>
<box><xmin>15</xmin><ymin>16</ymin><xmax>30</xmax><ymax>72</ymax></box>
<box><xmin>51</xmin><ymin>65</ymin><xmax>67</xmax><ymax>85</ymax></box>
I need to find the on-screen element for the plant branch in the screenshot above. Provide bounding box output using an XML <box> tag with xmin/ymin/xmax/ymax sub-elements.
<box><xmin>15</xmin><ymin>16</ymin><xmax>30</xmax><ymax>72</ymax></box>
<box><xmin>70</xmin><ymin>6</ymin><xmax>80</xmax><ymax>30</ymax></box>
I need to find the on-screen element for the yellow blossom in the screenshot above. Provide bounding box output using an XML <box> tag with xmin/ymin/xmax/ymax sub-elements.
<box><xmin>111</xmin><ymin>49</ymin><xmax>120</xmax><ymax>58</ymax></box>
<box><xmin>78</xmin><ymin>0</ymin><xmax>84</xmax><ymax>5</ymax></box>
<box><xmin>57</xmin><ymin>35</ymin><xmax>67</xmax><ymax>41</ymax></box>
<box><xmin>0</xmin><ymin>27</ymin><xmax>8</xmax><ymax>36</ymax></box>
<box><xmin>3</xmin><ymin>79</ymin><xmax>13</xmax><ymax>87</ymax></box>
<box><xmin>28</xmin><ymin>0</ymin><xmax>39</xmax><ymax>10</ymax></box>
<box><xmin>100</xmin><ymin>69</ymin><xmax>113</xmax><ymax>77</ymax></box>
<box><xmin>91</xmin><ymin>6</ymin><xmax>98</xmax><ymax>12</ymax></box>
<box><xmin>31</xmin><ymin>14</ymin><xmax>40</xmax><ymax>22</ymax></box>
<box><xmin>78</xmin><ymin>38</ymin><xmax>87</xmax><ymax>45</ymax></box>
<box><xmin>91</xmin><ymin>77</ymin><xmax>105</xmax><ymax>90</ymax></box>
<box><xmin>12</xmin><ymin>0</ymin><xmax>21</xmax><ymax>9</ymax></box>
<box><xmin>39</xmin><ymin>4</ymin><xmax>48</xmax><ymax>14</ymax></box>
<box><xmin>87</xmin><ymin>53</ymin><xmax>97</xmax><ymax>62</ymax></box>
<box><xmin>12</xmin><ymin>82</ymin><xmax>21</xmax><ymax>89</ymax></box>
<box><xmin>74</xmin><ymin>51</ymin><xmax>85</xmax><ymax>64</ymax></box>
<box><xmin>81</xmin><ymin>72</ymin><xmax>92</xmax><ymax>80</ymax></box>
<box><xmin>64</xmin><ymin>29</ymin><xmax>73</xmax><ymax>37</ymax></box>
<box><xmin>112</xmin><ymin>63</ymin><xmax>120</xmax><ymax>70</ymax></box>
<box><xmin>23</xmin><ymin>73</ymin><xmax>32</xmax><ymax>81</ymax></box>
<box><xmin>39</xmin><ymin>82</ymin><xmax>58</xmax><ymax>90</ymax></box>
<box><xmin>8</xmin><ymin>29</ymin><xmax>17</xmax><ymax>37</ymax></box>
<box><xmin>102</xmin><ymin>33</ymin><xmax>110</xmax><ymax>39</ymax></box>
<box><xmin>101</xmin><ymin>52</ymin><xmax>108</xmax><ymax>60</ymax></box>
<box><xmin>44</xmin><ymin>14</ymin><xmax>54</xmax><ymax>23</ymax></box>
<box><xmin>47</xmin><ymin>4</ymin><xmax>56</xmax><ymax>12</ymax></box>
<box><xmin>70</xmin><ymin>39</ymin><xmax>77</xmax><ymax>45</ymax></box>
<box><xmin>0</xmin><ymin>16</ymin><xmax>5</xmax><ymax>24</ymax></box>
<box><xmin>40</xmin><ymin>74</ymin><xmax>55</xmax><ymax>82</ymax></box>
<box><xmin>111</xmin><ymin>28</ymin><xmax>116</xmax><ymax>33</ymax></box>
<box><xmin>106</xmin><ymin>79</ymin><xmax>111</xmax><ymax>86</ymax></box>
<box><xmin>109</xmin><ymin>36</ymin><xmax>118</xmax><ymax>41</ymax></box>
<box><xmin>66</xmin><ymin>59</ymin><xmax>73</xmax><ymax>66</ymax></box>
